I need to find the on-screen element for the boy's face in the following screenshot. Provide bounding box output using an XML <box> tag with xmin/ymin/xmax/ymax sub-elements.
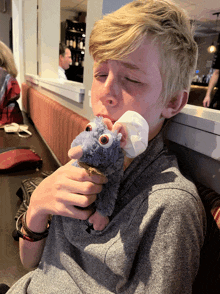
<box><xmin>91</xmin><ymin>38</ymin><xmax>169</xmax><ymax>141</ymax></box>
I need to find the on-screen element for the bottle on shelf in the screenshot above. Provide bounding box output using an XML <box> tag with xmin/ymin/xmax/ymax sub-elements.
<box><xmin>82</xmin><ymin>37</ymin><xmax>85</xmax><ymax>50</ymax></box>
<box><xmin>73</xmin><ymin>36</ymin><xmax>76</xmax><ymax>49</ymax></box>
<box><xmin>75</xmin><ymin>54</ymin><xmax>79</xmax><ymax>66</ymax></box>
<box><xmin>81</xmin><ymin>52</ymin><xmax>85</xmax><ymax>67</ymax></box>
<box><xmin>69</xmin><ymin>35</ymin><xmax>73</xmax><ymax>48</ymax></box>
<box><xmin>79</xmin><ymin>37</ymin><xmax>83</xmax><ymax>50</ymax></box>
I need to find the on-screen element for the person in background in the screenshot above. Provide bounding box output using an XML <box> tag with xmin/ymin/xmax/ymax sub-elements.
<box><xmin>58</xmin><ymin>43</ymin><xmax>72</xmax><ymax>80</ymax></box>
<box><xmin>0</xmin><ymin>41</ymin><xmax>23</xmax><ymax>126</ymax></box>
<box><xmin>203</xmin><ymin>51</ymin><xmax>220</xmax><ymax>109</ymax></box>
<box><xmin>6</xmin><ymin>0</ymin><xmax>205</xmax><ymax>293</ymax></box>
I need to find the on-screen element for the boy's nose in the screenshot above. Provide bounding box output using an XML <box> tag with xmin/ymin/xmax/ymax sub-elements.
<box><xmin>101</xmin><ymin>72</ymin><xmax>120</xmax><ymax>106</ymax></box>
<box><xmin>103</xmin><ymin>96</ymin><xmax>117</xmax><ymax>106</ymax></box>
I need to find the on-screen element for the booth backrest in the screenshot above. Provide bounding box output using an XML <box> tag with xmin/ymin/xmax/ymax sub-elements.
<box><xmin>22</xmin><ymin>83</ymin><xmax>89</xmax><ymax>165</ymax></box>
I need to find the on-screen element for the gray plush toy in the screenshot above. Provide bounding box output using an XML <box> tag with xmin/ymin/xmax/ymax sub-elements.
<box><xmin>69</xmin><ymin>111</ymin><xmax>149</xmax><ymax>230</ymax></box>
<box><xmin>70</xmin><ymin>116</ymin><xmax>125</xmax><ymax>230</ymax></box>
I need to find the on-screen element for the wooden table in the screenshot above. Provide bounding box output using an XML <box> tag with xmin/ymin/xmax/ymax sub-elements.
<box><xmin>0</xmin><ymin>113</ymin><xmax>60</xmax><ymax>287</ymax></box>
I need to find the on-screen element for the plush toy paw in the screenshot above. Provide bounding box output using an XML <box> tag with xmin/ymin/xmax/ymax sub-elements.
<box><xmin>88</xmin><ymin>211</ymin><xmax>109</xmax><ymax>231</ymax></box>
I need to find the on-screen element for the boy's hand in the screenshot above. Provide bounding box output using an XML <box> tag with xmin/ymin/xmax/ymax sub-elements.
<box><xmin>28</xmin><ymin>159</ymin><xmax>108</xmax><ymax>224</ymax></box>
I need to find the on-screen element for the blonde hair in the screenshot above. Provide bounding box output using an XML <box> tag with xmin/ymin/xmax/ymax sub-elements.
<box><xmin>89</xmin><ymin>0</ymin><xmax>198</xmax><ymax>102</ymax></box>
<box><xmin>0</xmin><ymin>41</ymin><xmax>18</xmax><ymax>78</ymax></box>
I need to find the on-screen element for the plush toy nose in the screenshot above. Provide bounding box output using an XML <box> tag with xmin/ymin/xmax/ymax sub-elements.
<box><xmin>68</xmin><ymin>145</ymin><xmax>83</xmax><ymax>159</ymax></box>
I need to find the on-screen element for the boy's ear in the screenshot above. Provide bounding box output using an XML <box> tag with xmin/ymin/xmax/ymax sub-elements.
<box><xmin>161</xmin><ymin>91</ymin><xmax>188</xmax><ymax>119</ymax></box>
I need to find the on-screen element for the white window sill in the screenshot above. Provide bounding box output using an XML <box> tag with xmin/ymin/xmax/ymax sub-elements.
<box><xmin>166</xmin><ymin>104</ymin><xmax>220</xmax><ymax>161</ymax></box>
<box><xmin>25</xmin><ymin>74</ymin><xmax>85</xmax><ymax>103</ymax></box>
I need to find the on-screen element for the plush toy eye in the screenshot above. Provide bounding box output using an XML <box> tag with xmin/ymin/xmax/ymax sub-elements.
<box><xmin>85</xmin><ymin>122</ymin><xmax>97</xmax><ymax>132</ymax></box>
<box><xmin>98</xmin><ymin>134</ymin><xmax>113</xmax><ymax>148</ymax></box>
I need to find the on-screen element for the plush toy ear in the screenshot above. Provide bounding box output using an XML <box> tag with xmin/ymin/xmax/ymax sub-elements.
<box><xmin>112</xmin><ymin>122</ymin><xmax>127</xmax><ymax>148</ymax></box>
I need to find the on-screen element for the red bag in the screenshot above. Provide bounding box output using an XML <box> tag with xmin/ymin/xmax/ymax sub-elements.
<box><xmin>0</xmin><ymin>147</ymin><xmax>42</xmax><ymax>172</ymax></box>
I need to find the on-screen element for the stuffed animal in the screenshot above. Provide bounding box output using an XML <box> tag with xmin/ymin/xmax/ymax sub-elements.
<box><xmin>69</xmin><ymin>116</ymin><xmax>125</xmax><ymax>230</ymax></box>
<box><xmin>69</xmin><ymin>111</ymin><xmax>149</xmax><ymax>231</ymax></box>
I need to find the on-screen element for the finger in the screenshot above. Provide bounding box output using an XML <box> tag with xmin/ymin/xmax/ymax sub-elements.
<box><xmin>81</xmin><ymin>170</ymin><xmax>108</xmax><ymax>185</ymax></box>
<box><xmin>63</xmin><ymin>164</ymin><xmax>108</xmax><ymax>184</ymax></box>
<box><xmin>73</xmin><ymin>168</ymin><xmax>108</xmax><ymax>185</ymax></box>
<box><xmin>60</xmin><ymin>192</ymin><xmax>97</xmax><ymax>208</ymax></box>
<box><xmin>55</xmin><ymin>203</ymin><xmax>94</xmax><ymax>220</ymax></box>
<box><xmin>112</xmin><ymin>122</ymin><xmax>128</xmax><ymax>148</ymax></box>
<box><xmin>65</xmin><ymin>205</ymin><xmax>94</xmax><ymax>220</ymax></box>
<box><xmin>54</xmin><ymin>177</ymin><xmax>104</xmax><ymax>195</ymax></box>
<box><xmin>103</xmin><ymin>118</ymin><xmax>113</xmax><ymax>130</ymax></box>
<box><xmin>56</xmin><ymin>161</ymin><xmax>108</xmax><ymax>184</ymax></box>
<box><xmin>44</xmin><ymin>192</ymin><xmax>96</xmax><ymax>218</ymax></box>
<box><xmin>66</xmin><ymin>159</ymin><xmax>77</xmax><ymax>165</ymax></box>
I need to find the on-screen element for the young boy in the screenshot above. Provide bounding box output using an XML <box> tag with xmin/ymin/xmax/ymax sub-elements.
<box><xmin>8</xmin><ymin>0</ymin><xmax>206</xmax><ymax>293</ymax></box>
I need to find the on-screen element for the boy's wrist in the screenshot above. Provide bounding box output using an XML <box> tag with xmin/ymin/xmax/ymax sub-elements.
<box><xmin>26</xmin><ymin>207</ymin><xmax>51</xmax><ymax>233</ymax></box>
<box><xmin>16</xmin><ymin>212</ymin><xmax>50</xmax><ymax>242</ymax></box>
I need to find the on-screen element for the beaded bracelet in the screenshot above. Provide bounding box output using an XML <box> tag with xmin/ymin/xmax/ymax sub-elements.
<box><xmin>16</xmin><ymin>211</ymin><xmax>50</xmax><ymax>242</ymax></box>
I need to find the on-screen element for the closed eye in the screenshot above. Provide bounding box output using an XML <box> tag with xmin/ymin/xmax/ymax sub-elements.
<box><xmin>94</xmin><ymin>73</ymin><xmax>108</xmax><ymax>80</ymax></box>
<box><xmin>125</xmin><ymin>77</ymin><xmax>141</xmax><ymax>84</ymax></box>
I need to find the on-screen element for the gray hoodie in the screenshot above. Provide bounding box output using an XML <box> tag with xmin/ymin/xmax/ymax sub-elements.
<box><xmin>8</xmin><ymin>130</ymin><xmax>206</xmax><ymax>294</ymax></box>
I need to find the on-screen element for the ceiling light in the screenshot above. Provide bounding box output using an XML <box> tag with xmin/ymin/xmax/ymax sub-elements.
<box><xmin>208</xmin><ymin>43</ymin><xmax>217</xmax><ymax>53</ymax></box>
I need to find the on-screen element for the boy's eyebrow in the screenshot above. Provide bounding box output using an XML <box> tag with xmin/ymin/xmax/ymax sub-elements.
<box><xmin>121</xmin><ymin>61</ymin><xmax>146</xmax><ymax>74</ymax></box>
<box><xmin>93</xmin><ymin>60</ymin><xmax>147</xmax><ymax>75</ymax></box>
